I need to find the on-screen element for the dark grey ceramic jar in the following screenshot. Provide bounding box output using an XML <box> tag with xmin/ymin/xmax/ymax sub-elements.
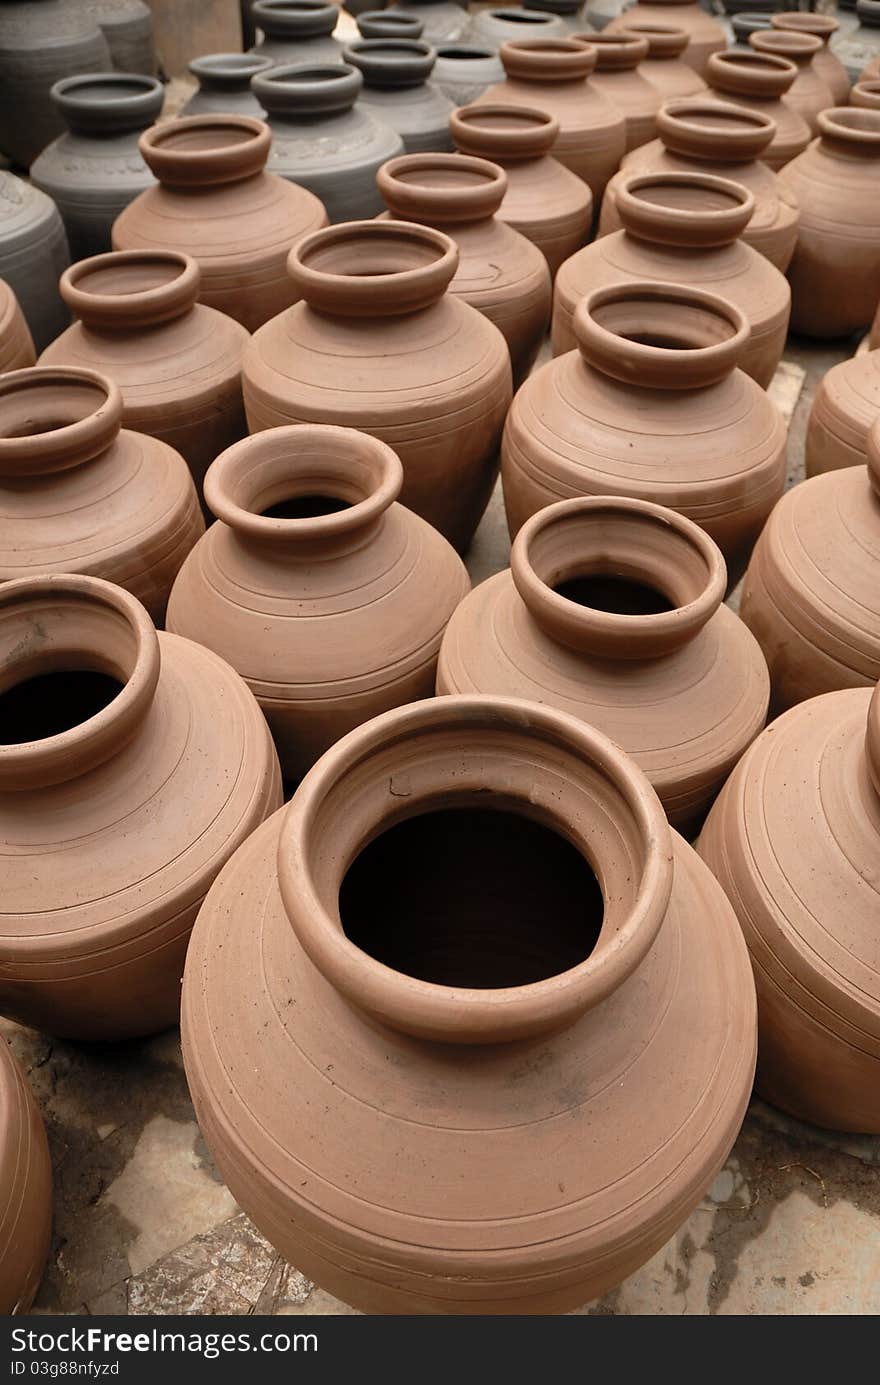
<box><xmin>385</xmin><ymin>0</ymin><xmax>469</xmax><ymax>44</ymax></box>
<box><xmin>182</xmin><ymin>53</ymin><xmax>273</xmax><ymax>116</ymax></box>
<box><xmin>468</xmin><ymin>7</ymin><xmax>568</xmax><ymax>49</ymax></box>
<box><xmin>250</xmin><ymin>0</ymin><xmax>343</xmax><ymax>63</ymax></box>
<box><xmin>82</xmin><ymin>0</ymin><xmax>156</xmax><ymax>74</ymax></box>
<box><xmin>357</xmin><ymin>8</ymin><xmax>424</xmax><ymax>39</ymax></box>
<box><xmin>342</xmin><ymin>39</ymin><xmax>455</xmax><ymax>152</ymax></box>
<box><xmin>432</xmin><ymin>43</ymin><xmax>505</xmax><ymax>103</ymax></box>
<box><xmin>0</xmin><ymin>170</ymin><xmax>70</xmax><ymax>350</ymax></box>
<box><xmin>253</xmin><ymin>62</ymin><xmax>404</xmax><ymax>220</ymax></box>
<box><xmin>30</xmin><ymin>73</ymin><xmax>162</xmax><ymax>260</ymax></box>
<box><xmin>730</xmin><ymin>12</ymin><xmax>775</xmax><ymax>48</ymax></box>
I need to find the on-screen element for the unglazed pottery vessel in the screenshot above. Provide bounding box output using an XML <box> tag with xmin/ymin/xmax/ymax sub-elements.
<box><xmin>250</xmin><ymin>0</ymin><xmax>343</xmax><ymax>63</ymax></box>
<box><xmin>167</xmin><ymin>425</ymin><xmax>469</xmax><ymax>780</ymax></box>
<box><xmin>30</xmin><ymin>73</ymin><xmax>162</xmax><ymax>261</ymax></box>
<box><xmin>806</xmin><ymin>348</ymin><xmax>880</xmax><ymax>473</ymax></box>
<box><xmin>573</xmin><ymin>30</ymin><xmax>660</xmax><ymax>150</ymax></box>
<box><xmin>698</xmin><ymin>684</ymin><xmax>880</xmax><ymax>1132</ymax></box>
<box><xmin>553</xmin><ymin>169</ymin><xmax>790</xmax><ymax>386</ymax></box>
<box><xmin>450</xmin><ymin>104</ymin><xmax>593</xmax><ymax>277</ymax></box>
<box><xmin>386</xmin><ymin>0</ymin><xmax>469</xmax><ymax>44</ymax></box>
<box><xmin>705</xmin><ymin>49</ymin><xmax>810</xmax><ymax>169</ymax></box>
<box><xmin>181</xmin><ymin>53</ymin><xmax>273</xmax><ymax>117</ymax></box>
<box><xmin>112</xmin><ymin>115</ymin><xmax>328</xmax><ymax>332</ymax></box>
<box><xmin>438</xmin><ymin>496</ymin><xmax>768</xmax><ymax>832</ymax></box>
<box><xmin>82</xmin><ymin>0</ymin><xmax>155</xmax><ymax>75</ymax></box>
<box><xmin>503</xmin><ymin>281</ymin><xmax>787</xmax><ymax>582</ymax></box>
<box><xmin>0</xmin><ymin>282</ymin><xmax>36</xmax><ymax>374</ymax></box>
<box><xmin>253</xmin><ymin>63</ymin><xmax>403</xmax><ymax>221</ymax></box>
<box><xmin>749</xmin><ymin>30</ymin><xmax>834</xmax><ymax>132</ymax></box>
<box><xmin>599</xmin><ymin>97</ymin><xmax>800</xmax><ymax>271</ymax></box>
<box><xmin>0</xmin><ymin>1039</ymin><xmax>51</xmax><ymax>1314</ymax></box>
<box><xmin>476</xmin><ymin>38</ymin><xmax>627</xmax><ymax>199</ymax></box>
<box><xmin>343</xmin><ymin>39</ymin><xmax>455</xmax><ymax>152</ymax></box>
<box><xmin>739</xmin><ymin>425</ymin><xmax>880</xmax><ymax>711</ymax></box>
<box><xmin>0</xmin><ymin>367</ymin><xmax>203</xmax><ymax>622</ymax></box>
<box><xmin>243</xmin><ymin>221</ymin><xmax>512</xmax><ymax>551</ymax></box>
<box><xmin>377</xmin><ymin>152</ymin><xmax>551</xmax><ymax>384</ymax></box>
<box><xmin>467</xmin><ymin>7</ymin><xmax>567</xmax><ymax>48</ymax></box>
<box><xmin>606</xmin><ymin>0</ymin><xmax>725</xmax><ymax>74</ymax></box>
<box><xmin>0</xmin><ymin>170</ymin><xmax>70</xmax><ymax>353</ymax></box>
<box><xmin>182</xmin><ymin>696</ymin><xmax>757</xmax><ymax>1313</ymax></box>
<box><xmin>0</xmin><ymin>573</ymin><xmax>281</xmax><ymax>1040</ymax></box>
<box><xmin>623</xmin><ymin>22</ymin><xmax>707</xmax><ymax>99</ymax></box>
<box><xmin>779</xmin><ymin>108</ymin><xmax>880</xmax><ymax>340</ymax></box>
<box><xmin>40</xmin><ymin>250</ymin><xmax>249</xmax><ymax>500</ymax></box>
<box><xmin>771</xmin><ymin>11</ymin><xmax>850</xmax><ymax>104</ymax></box>
<box><xmin>431</xmin><ymin>43</ymin><xmax>505</xmax><ymax>103</ymax></box>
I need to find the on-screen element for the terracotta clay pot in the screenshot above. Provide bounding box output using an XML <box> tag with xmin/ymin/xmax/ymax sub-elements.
<box><xmin>476</xmin><ymin>38</ymin><xmax>627</xmax><ymax>199</ymax></box>
<box><xmin>553</xmin><ymin>170</ymin><xmax>790</xmax><ymax>387</ymax></box>
<box><xmin>0</xmin><ymin>572</ymin><xmax>281</xmax><ymax>1041</ymax></box>
<box><xmin>250</xmin><ymin>0</ymin><xmax>343</xmax><ymax>64</ymax></box>
<box><xmin>779</xmin><ymin>107</ymin><xmax>880</xmax><ymax>340</ymax></box>
<box><xmin>167</xmin><ymin>425</ymin><xmax>469</xmax><ymax>780</ymax></box>
<box><xmin>40</xmin><ymin>250</ymin><xmax>249</xmax><ymax>502</ymax></box>
<box><xmin>851</xmin><ymin>77</ymin><xmax>880</xmax><ymax>107</ymax></box>
<box><xmin>503</xmin><ymin>280</ymin><xmax>788</xmax><ymax>582</ymax></box>
<box><xmin>605</xmin><ymin>0</ymin><xmax>725</xmax><ymax>75</ymax></box>
<box><xmin>698</xmin><ymin>683</ymin><xmax>880</xmax><ymax>1132</ymax></box>
<box><xmin>749</xmin><ymin>30</ymin><xmax>833</xmax><ymax>132</ymax></box>
<box><xmin>468</xmin><ymin>7</ymin><xmax>568</xmax><ymax>48</ymax></box>
<box><xmin>357</xmin><ymin>9</ymin><xmax>425</xmax><ymax>39</ymax></box>
<box><xmin>385</xmin><ymin>0</ymin><xmax>469</xmax><ymax>45</ymax></box>
<box><xmin>377</xmin><ymin>151</ymin><xmax>551</xmax><ymax>385</ymax></box>
<box><xmin>0</xmin><ymin>281</ymin><xmax>36</xmax><ymax>374</ymax></box>
<box><xmin>82</xmin><ymin>0</ymin><xmax>155</xmax><ymax>76</ymax></box>
<box><xmin>599</xmin><ymin>97</ymin><xmax>801</xmax><ymax>272</ymax></box>
<box><xmin>771</xmin><ymin>11</ymin><xmax>850</xmax><ymax>105</ymax></box>
<box><xmin>622</xmin><ymin>22</ymin><xmax>707</xmax><ymax>100</ymax></box>
<box><xmin>806</xmin><ymin>348</ymin><xmax>880</xmax><ymax>473</ymax></box>
<box><xmin>0</xmin><ymin>1039</ymin><xmax>51</xmax><ymax>1314</ymax></box>
<box><xmin>0</xmin><ymin>0</ymin><xmax>111</xmax><ymax>169</ymax></box>
<box><xmin>342</xmin><ymin>39</ymin><xmax>455</xmax><ymax>153</ymax></box>
<box><xmin>450</xmin><ymin>103</ymin><xmax>593</xmax><ymax>277</ymax></box>
<box><xmin>431</xmin><ymin>43</ymin><xmax>505</xmax><ymax>104</ymax></box>
<box><xmin>252</xmin><ymin>63</ymin><xmax>403</xmax><ymax>221</ymax></box>
<box><xmin>0</xmin><ymin>366</ymin><xmax>203</xmax><ymax>622</ymax></box>
<box><xmin>243</xmin><ymin>220</ymin><xmax>512</xmax><ymax>551</ymax></box>
<box><xmin>181</xmin><ymin>53</ymin><xmax>273</xmax><ymax>118</ymax></box>
<box><xmin>438</xmin><ymin>496</ymin><xmax>769</xmax><ymax>832</ymax></box>
<box><xmin>572</xmin><ymin>30</ymin><xmax>660</xmax><ymax>150</ymax></box>
<box><xmin>739</xmin><ymin>426</ymin><xmax>880</xmax><ymax>711</ymax></box>
<box><xmin>112</xmin><ymin>115</ymin><xmax>328</xmax><ymax>332</ymax></box>
<box><xmin>705</xmin><ymin>49</ymin><xmax>811</xmax><ymax>170</ymax></box>
<box><xmin>0</xmin><ymin>170</ymin><xmax>70</xmax><ymax>353</ymax></box>
<box><xmin>182</xmin><ymin>694</ymin><xmax>757</xmax><ymax>1314</ymax></box>
<box><xmin>30</xmin><ymin>73</ymin><xmax>162</xmax><ymax>261</ymax></box>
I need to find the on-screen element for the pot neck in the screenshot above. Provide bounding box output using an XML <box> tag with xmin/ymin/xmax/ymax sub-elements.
<box><xmin>59</xmin><ymin>250</ymin><xmax>200</xmax><ymax>331</ymax></box>
<box><xmin>52</xmin><ymin>73</ymin><xmax>163</xmax><ymax>136</ymax></box>
<box><xmin>707</xmin><ymin>48</ymin><xmax>797</xmax><ymax>100</ymax></box>
<box><xmin>253</xmin><ymin>62</ymin><xmax>362</xmax><ymax>118</ymax></box>
<box><xmin>188</xmin><ymin>52</ymin><xmax>274</xmax><ymax>92</ymax></box>
<box><xmin>498</xmin><ymin>37</ymin><xmax>598</xmax><ymax>84</ymax></box>
<box><xmin>657</xmin><ymin>97</ymin><xmax>774</xmax><ymax>162</ymax></box>
<box><xmin>138</xmin><ymin>115</ymin><xmax>271</xmax><ymax>188</ymax></box>
<box><xmin>288</xmin><ymin>219</ymin><xmax>458</xmax><ymax>317</ymax></box>
<box><xmin>621</xmin><ymin>23</ymin><xmax>690</xmax><ymax>61</ymax></box>
<box><xmin>815</xmin><ymin>106</ymin><xmax>880</xmax><ymax>157</ymax></box>
<box><xmin>252</xmin><ymin>0</ymin><xmax>338</xmax><ymax>38</ymax></box>
<box><xmin>342</xmin><ymin>37</ymin><xmax>435</xmax><ymax>88</ymax></box>
<box><xmin>772</xmin><ymin>11</ymin><xmax>837</xmax><ymax>46</ymax></box>
<box><xmin>377</xmin><ymin>152</ymin><xmax>506</xmax><ymax>225</ymax></box>
<box><xmin>615</xmin><ymin>170</ymin><xmax>754</xmax><ymax>248</ymax></box>
<box><xmin>0</xmin><ymin>367</ymin><xmax>123</xmax><ymax>477</ymax></box>
<box><xmin>749</xmin><ymin>29</ymin><xmax>821</xmax><ymax>68</ymax></box>
<box><xmin>276</xmin><ymin>696</ymin><xmax>674</xmax><ymax>1044</ymax></box>
<box><xmin>449</xmin><ymin>102</ymin><xmax>560</xmax><ymax>163</ymax></box>
<box><xmin>577</xmin><ymin>31</ymin><xmax>649</xmax><ymax>70</ymax></box>
<box><xmin>0</xmin><ymin>574</ymin><xmax>160</xmax><ymax>792</ymax></box>
<box><xmin>357</xmin><ymin>8</ymin><xmax>424</xmax><ymax>38</ymax></box>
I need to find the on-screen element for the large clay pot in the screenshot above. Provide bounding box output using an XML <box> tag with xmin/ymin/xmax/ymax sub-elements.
<box><xmin>0</xmin><ymin>1039</ymin><xmax>51</xmax><ymax>1314</ymax></box>
<box><xmin>554</xmin><ymin>169</ymin><xmax>790</xmax><ymax>387</ymax></box>
<box><xmin>502</xmin><ymin>280</ymin><xmax>788</xmax><ymax>582</ymax></box>
<box><xmin>252</xmin><ymin>63</ymin><xmax>403</xmax><ymax>221</ymax></box>
<box><xmin>357</xmin><ymin>9</ymin><xmax>424</xmax><ymax>38</ymax></box>
<box><xmin>0</xmin><ymin>281</ymin><xmax>36</xmax><ymax>374</ymax></box>
<box><xmin>377</xmin><ymin>151</ymin><xmax>551</xmax><ymax>385</ymax></box>
<box><xmin>385</xmin><ymin>0</ymin><xmax>469</xmax><ymax>44</ymax></box>
<box><xmin>40</xmin><ymin>250</ymin><xmax>249</xmax><ymax>502</ymax></box>
<box><xmin>0</xmin><ymin>0</ymin><xmax>111</xmax><ymax>170</ymax></box>
<box><xmin>476</xmin><ymin>38</ymin><xmax>627</xmax><ymax>199</ymax></box>
<box><xmin>623</xmin><ymin>22</ymin><xmax>707</xmax><ymax>99</ymax></box>
<box><xmin>182</xmin><ymin>695</ymin><xmax>757</xmax><ymax>1314</ymax></box>
<box><xmin>749</xmin><ymin>30</ymin><xmax>834</xmax><ymax>133</ymax></box>
<box><xmin>806</xmin><ymin>348</ymin><xmax>880</xmax><ymax>473</ymax></box>
<box><xmin>738</xmin><ymin>426</ymin><xmax>880</xmax><ymax>711</ymax></box>
<box><xmin>112</xmin><ymin>115</ymin><xmax>328</xmax><ymax>332</ymax></box>
<box><xmin>450</xmin><ymin>103</ymin><xmax>593</xmax><ymax>278</ymax></box>
<box><xmin>29</xmin><ymin>73</ymin><xmax>162</xmax><ymax>261</ymax></box>
<box><xmin>243</xmin><ymin>220</ymin><xmax>512</xmax><ymax>551</ymax></box>
<box><xmin>0</xmin><ymin>173</ymin><xmax>70</xmax><ymax>354</ymax></box>
<box><xmin>250</xmin><ymin>0</ymin><xmax>343</xmax><ymax>63</ymax></box>
<box><xmin>573</xmin><ymin>30</ymin><xmax>660</xmax><ymax>150</ymax></box>
<box><xmin>181</xmin><ymin>53</ymin><xmax>273</xmax><ymax>118</ymax></box>
<box><xmin>698</xmin><ymin>683</ymin><xmax>880</xmax><ymax>1132</ymax></box>
<box><xmin>438</xmin><ymin>496</ymin><xmax>769</xmax><ymax>832</ymax></box>
<box><xmin>431</xmin><ymin>43</ymin><xmax>505</xmax><ymax>103</ymax></box>
<box><xmin>705</xmin><ymin>49</ymin><xmax>810</xmax><ymax>170</ymax></box>
<box><xmin>341</xmin><ymin>40</ymin><xmax>454</xmax><ymax>153</ymax></box>
<box><xmin>599</xmin><ymin>98</ymin><xmax>801</xmax><ymax>272</ymax></box>
<box><xmin>771</xmin><ymin>11</ymin><xmax>850</xmax><ymax>105</ymax></box>
<box><xmin>0</xmin><ymin>366</ymin><xmax>203</xmax><ymax>622</ymax></box>
<box><xmin>468</xmin><ymin>7</ymin><xmax>567</xmax><ymax>48</ymax></box>
<box><xmin>779</xmin><ymin>108</ymin><xmax>880</xmax><ymax>340</ymax></box>
<box><xmin>605</xmin><ymin>0</ymin><xmax>725</xmax><ymax>75</ymax></box>
<box><xmin>82</xmin><ymin>0</ymin><xmax>155</xmax><ymax>75</ymax></box>
<box><xmin>0</xmin><ymin>573</ymin><xmax>281</xmax><ymax>1041</ymax></box>
<box><xmin>167</xmin><ymin>425</ymin><xmax>469</xmax><ymax>780</ymax></box>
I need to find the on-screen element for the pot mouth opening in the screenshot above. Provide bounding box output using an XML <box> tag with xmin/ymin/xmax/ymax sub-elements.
<box><xmin>487</xmin><ymin>7</ymin><xmax>559</xmax><ymax>21</ymax></box>
<box><xmin>189</xmin><ymin>52</ymin><xmax>274</xmax><ymax>77</ymax></box>
<box><xmin>750</xmin><ymin>29</ymin><xmax>822</xmax><ymax>56</ymax></box>
<box><xmin>147</xmin><ymin>120</ymin><xmax>261</xmax><ymax>154</ymax></box>
<box><xmin>435</xmin><ymin>44</ymin><xmax>495</xmax><ymax>59</ymax></box>
<box><xmin>819</xmin><ymin>106</ymin><xmax>880</xmax><ymax>142</ymax></box>
<box><xmin>592</xmin><ymin>295</ymin><xmax>737</xmax><ymax>350</ymax></box>
<box><xmin>0</xmin><ymin>670</ymin><xmax>125</xmax><ymax>746</ymax></box>
<box><xmin>379</xmin><ymin>153</ymin><xmax>505</xmax><ymax>216</ymax></box>
<box><xmin>299</xmin><ymin>221</ymin><xmax>447</xmax><ymax>275</ymax></box>
<box><xmin>713</xmin><ymin>50</ymin><xmax>794</xmax><ymax>73</ymax></box>
<box><xmin>54</xmin><ymin>74</ymin><xmax>160</xmax><ymax>104</ymax></box>
<box><xmin>624</xmin><ymin>171</ymin><xmax>749</xmax><ymax>216</ymax></box>
<box><xmin>453</xmin><ymin>102</ymin><xmax>555</xmax><ymax>133</ymax></box>
<box><xmin>260</xmin><ymin>493</ymin><xmax>352</xmax><ymax>519</ymax></box>
<box><xmin>0</xmin><ymin>369</ymin><xmax>116</xmax><ymax>455</ymax></box>
<box><xmin>665</xmin><ymin>100</ymin><xmax>772</xmax><ymax>135</ymax></box>
<box><xmin>289</xmin><ymin>220</ymin><xmax>458</xmax><ymax>316</ymax></box>
<box><xmin>553</xmin><ymin>574</ymin><xmax>673</xmax><ymax>614</ymax></box>
<box><xmin>66</xmin><ymin>251</ymin><xmax>187</xmax><ymax>299</ymax></box>
<box><xmin>360</xmin><ymin>9</ymin><xmax>423</xmax><ymax>25</ymax></box>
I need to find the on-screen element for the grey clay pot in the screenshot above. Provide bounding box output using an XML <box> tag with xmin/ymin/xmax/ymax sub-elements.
<box><xmin>81</xmin><ymin>0</ymin><xmax>156</xmax><ymax>75</ymax></box>
<box><xmin>357</xmin><ymin>9</ymin><xmax>424</xmax><ymax>39</ymax></box>
<box><xmin>342</xmin><ymin>39</ymin><xmax>455</xmax><ymax>153</ymax></box>
<box><xmin>0</xmin><ymin>169</ymin><xmax>70</xmax><ymax>350</ymax></box>
<box><xmin>182</xmin><ymin>53</ymin><xmax>273</xmax><ymax>117</ymax></box>
<box><xmin>385</xmin><ymin>0</ymin><xmax>470</xmax><ymax>44</ymax></box>
<box><xmin>432</xmin><ymin>44</ymin><xmax>505</xmax><ymax>104</ymax></box>
<box><xmin>467</xmin><ymin>7</ymin><xmax>568</xmax><ymax>49</ymax></box>
<box><xmin>250</xmin><ymin>0</ymin><xmax>343</xmax><ymax>64</ymax></box>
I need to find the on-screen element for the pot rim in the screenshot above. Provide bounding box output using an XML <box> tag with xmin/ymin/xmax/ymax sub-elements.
<box><xmin>771</xmin><ymin>10</ymin><xmax>838</xmax><ymax>41</ymax></box>
<box><xmin>572</xmin><ymin>30</ymin><xmax>649</xmax><ymax>68</ymax></box>
<box><xmin>377</xmin><ymin>151</ymin><xmax>507</xmax><ymax>223</ymax></box>
<box><xmin>498</xmin><ymin>36</ymin><xmax>598</xmax><ymax>81</ymax></box>
<box><xmin>59</xmin><ymin>250</ymin><xmax>201</xmax><ymax>330</ymax></box>
<box><xmin>0</xmin><ymin>366</ymin><xmax>123</xmax><ymax>476</ymax></box>
<box><xmin>188</xmin><ymin>51</ymin><xmax>275</xmax><ymax>85</ymax></box>
<box><xmin>287</xmin><ymin>219</ymin><xmax>459</xmax><ymax>317</ymax></box>
<box><xmin>619</xmin><ymin>23</ymin><xmax>690</xmax><ymax>59</ymax></box>
<box><xmin>657</xmin><ymin>96</ymin><xmax>775</xmax><ymax>159</ymax></box>
<box><xmin>707</xmin><ymin>48</ymin><xmax>798</xmax><ymax>98</ymax></box>
<box><xmin>615</xmin><ymin>169</ymin><xmax>755</xmax><ymax>247</ymax></box>
<box><xmin>749</xmin><ymin>28</ymin><xmax>822</xmax><ymax>61</ymax></box>
<box><xmin>450</xmin><ymin>102</ymin><xmax>560</xmax><ymax>159</ymax></box>
<box><xmin>138</xmin><ymin>114</ymin><xmax>271</xmax><ymax>187</ymax></box>
<box><xmin>817</xmin><ymin>105</ymin><xmax>880</xmax><ymax>147</ymax></box>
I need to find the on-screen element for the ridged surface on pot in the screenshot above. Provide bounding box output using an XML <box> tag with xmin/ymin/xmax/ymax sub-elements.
<box><xmin>242</xmin><ymin>221</ymin><xmax>513</xmax><ymax>551</ymax></box>
<box><xmin>705</xmin><ymin>49</ymin><xmax>811</xmax><ymax>170</ymax></box>
<box><xmin>0</xmin><ymin>172</ymin><xmax>70</xmax><ymax>353</ymax></box>
<box><xmin>0</xmin><ymin>368</ymin><xmax>204</xmax><ymax>624</ymax></box>
<box><xmin>626</xmin><ymin>21</ymin><xmax>707</xmax><ymax>99</ymax></box>
<box><xmin>698</xmin><ymin>686</ymin><xmax>880</xmax><ymax>1131</ymax></box>
<box><xmin>182</xmin><ymin>54</ymin><xmax>273</xmax><ymax>118</ymax></box>
<box><xmin>0</xmin><ymin>1039</ymin><xmax>51</xmax><ymax>1313</ymax></box>
<box><xmin>83</xmin><ymin>0</ymin><xmax>155</xmax><ymax>75</ymax></box>
<box><xmin>0</xmin><ymin>574</ymin><xmax>282</xmax><ymax>1041</ymax></box>
<box><xmin>0</xmin><ymin>282</ymin><xmax>36</xmax><ymax>374</ymax></box>
<box><xmin>749</xmin><ymin>29</ymin><xmax>834</xmax><ymax>133</ymax></box>
<box><xmin>771</xmin><ymin>11</ymin><xmax>850</xmax><ymax>105</ymax></box>
<box><xmin>806</xmin><ymin>347</ymin><xmax>880</xmax><ymax>474</ymax></box>
<box><xmin>343</xmin><ymin>39</ymin><xmax>455</xmax><ymax>153</ymax></box>
<box><xmin>39</xmin><ymin>251</ymin><xmax>249</xmax><ymax>501</ymax></box>
<box><xmin>779</xmin><ymin>107</ymin><xmax>880</xmax><ymax>339</ymax></box>
<box><xmin>575</xmin><ymin>30</ymin><xmax>661</xmax><ymax>150</ymax></box>
<box><xmin>182</xmin><ymin>697</ymin><xmax>756</xmax><ymax>1313</ymax></box>
<box><xmin>467</xmin><ymin>7</ymin><xmax>568</xmax><ymax>48</ymax></box>
<box><xmin>606</xmin><ymin>0</ymin><xmax>725</xmax><ymax>74</ymax></box>
<box><xmin>738</xmin><ymin>445</ymin><xmax>880</xmax><ymax>712</ymax></box>
<box><xmin>431</xmin><ymin>44</ymin><xmax>505</xmax><ymax>104</ymax></box>
<box><xmin>112</xmin><ymin>115</ymin><xmax>328</xmax><ymax>332</ymax></box>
